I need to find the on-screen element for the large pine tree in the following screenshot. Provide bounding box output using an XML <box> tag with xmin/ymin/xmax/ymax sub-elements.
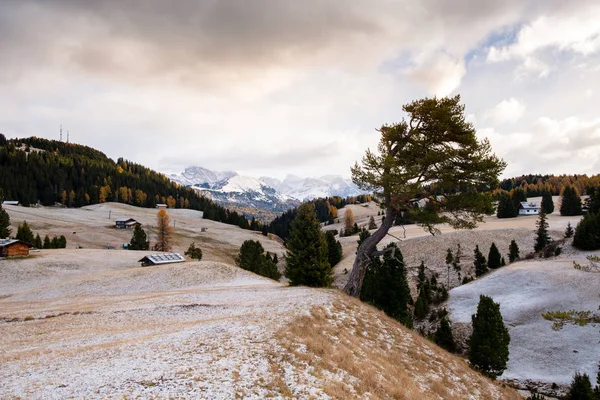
<box><xmin>128</xmin><ymin>225</ymin><xmax>149</xmax><ymax>250</ymax></box>
<box><xmin>534</xmin><ymin>211</ymin><xmax>550</xmax><ymax>252</ymax></box>
<box><xmin>541</xmin><ymin>190</ymin><xmax>554</xmax><ymax>214</ymax></box>
<box><xmin>474</xmin><ymin>245</ymin><xmax>488</xmax><ymax>277</ymax></box>
<box><xmin>15</xmin><ymin>221</ymin><xmax>35</xmax><ymax>244</ymax></box>
<box><xmin>285</xmin><ymin>203</ymin><xmax>332</xmax><ymax>287</ymax></box>
<box><xmin>434</xmin><ymin>316</ymin><xmax>456</xmax><ymax>353</ymax></box>
<box><xmin>487</xmin><ymin>242</ymin><xmax>502</xmax><ymax>269</ymax></box>
<box><xmin>560</xmin><ymin>185</ymin><xmax>583</xmax><ymax>216</ymax></box>
<box><xmin>324</xmin><ymin>231</ymin><xmax>343</xmax><ymax>267</ymax></box>
<box><xmin>508</xmin><ymin>239</ymin><xmax>520</xmax><ymax>263</ymax></box>
<box><xmin>496</xmin><ymin>192</ymin><xmax>517</xmax><ymax>218</ymax></box>
<box><xmin>468</xmin><ymin>295</ymin><xmax>510</xmax><ymax>379</ymax></box>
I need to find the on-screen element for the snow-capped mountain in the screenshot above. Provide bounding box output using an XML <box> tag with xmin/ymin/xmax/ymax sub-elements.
<box><xmin>168</xmin><ymin>166</ymin><xmax>368</xmax><ymax>218</ymax></box>
<box><xmin>262</xmin><ymin>174</ymin><xmax>365</xmax><ymax>200</ymax></box>
<box><xmin>169</xmin><ymin>166</ymin><xmax>237</xmax><ymax>187</ymax></box>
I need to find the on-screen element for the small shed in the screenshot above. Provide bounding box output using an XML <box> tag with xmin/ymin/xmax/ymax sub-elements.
<box><xmin>519</xmin><ymin>202</ymin><xmax>541</xmax><ymax>215</ymax></box>
<box><xmin>115</xmin><ymin>218</ymin><xmax>141</xmax><ymax>229</ymax></box>
<box><xmin>0</xmin><ymin>239</ymin><xmax>32</xmax><ymax>257</ymax></box>
<box><xmin>156</xmin><ymin>204</ymin><xmax>167</xmax><ymax>210</ymax></box>
<box><xmin>138</xmin><ymin>253</ymin><xmax>185</xmax><ymax>267</ymax></box>
<box><xmin>2</xmin><ymin>200</ymin><xmax>19</xmax><ymax>206</ymax></box>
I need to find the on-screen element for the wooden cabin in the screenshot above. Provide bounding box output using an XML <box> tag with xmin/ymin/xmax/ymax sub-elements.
<box><xmin>115</xmin><ymin>218</ymin><xmax>141</xmax><ymax>229</ymax></box>
<box><xmin>0</xmin><ymin>239</ymin><xmax>32</xmax><ymax>257</ymax></box>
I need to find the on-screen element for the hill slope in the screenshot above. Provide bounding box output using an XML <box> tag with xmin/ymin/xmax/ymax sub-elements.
<box><xmin>0</xmin><ymin>252</ymin><xmax>521</xmax><ymax>399</ymax></box>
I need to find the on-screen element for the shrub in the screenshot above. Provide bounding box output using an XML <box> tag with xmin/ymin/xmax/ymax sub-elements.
<box><xmin>184</xmin><ymin>242</ymin><xmax>203</xmax><ymax>260</ymax></box>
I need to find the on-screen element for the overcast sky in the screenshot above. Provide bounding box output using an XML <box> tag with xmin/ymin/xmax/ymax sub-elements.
<box><xmin>1</xmin><ymin>0</ymin><xmax>600</xmax><ymax>180</ymax></box>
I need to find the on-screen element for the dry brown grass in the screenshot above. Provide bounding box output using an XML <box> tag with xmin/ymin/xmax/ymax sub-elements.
<box><xmin>272</xmin><ymin>294</ymin><xmax>523</xmax><ymax>400</ymax></box>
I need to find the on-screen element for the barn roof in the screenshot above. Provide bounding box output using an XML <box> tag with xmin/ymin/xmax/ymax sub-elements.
<box><xmin>115</xmin><ymin>217</ymin><xmax>137</xmax><ymax>222</ymax></box>
<box><xmin>138</xmin><ymin>253</ymin><xmax>185</xmax><ymax>265</ymax></box>
<box><xmin>520</xmin><ymin>202</ymin><xmax>540</xmax><ymax>210</ymax></box>
<box><xmin>0</xmin><ymin>239</ymin><xmax>32</xmax><ymax>248</ymax></box>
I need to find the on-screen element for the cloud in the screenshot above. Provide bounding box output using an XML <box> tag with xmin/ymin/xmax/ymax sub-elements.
<box><xmin>2</xmin><ymin>0</ymin><xmax>600</xmax><ymax>181</ymax></box>
<box><xmin>404</xmin><ymin>51</ymin><xmax>466</xmax><ymax>96</ymax></box>
<box><xmin>484</xmin><ymin>98</ymin><xmax>526</xmax><ymax>125</ymax></box>
<box><xmin>487</xmin><ymin>2</ymin><xmax>600</xmax><ymax>77</ymax></box>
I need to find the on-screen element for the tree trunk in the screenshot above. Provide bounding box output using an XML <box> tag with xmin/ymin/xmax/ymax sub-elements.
<box><xmin>344</xmin><ymin>206</ymin><xmax>397</xmax><ymax>297</ymax></box>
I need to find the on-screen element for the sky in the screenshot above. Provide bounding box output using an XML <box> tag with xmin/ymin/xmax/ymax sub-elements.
<box><xmin>1</xmin><ymin>0</ymin><xmax>600</xmax><ymax>180</ymax></box>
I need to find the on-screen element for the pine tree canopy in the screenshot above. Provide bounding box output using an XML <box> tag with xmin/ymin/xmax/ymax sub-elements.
<box><xmin>534</xmin><ymin>212</ymin><xmax>551</xmax><ymax>252</ymax></box>
<box><xmin>474</xmin><ymin>245</ymin><xmax>488</xmax><ymax>277</ymax></box>
<box><xmin>560</xmin><ymin>185</ymin><xmax>583</xmax><ymax>216</ymax></box>
<box><xmin>487</xmin><ymin>242</ymin><xmax>502</xmax><ymax>269</ymax></box>
<box><xmin>285</xmin><ymin>203</ymin><xmax>332</xmax><ymax>287</ymax></box>
<box><xmin>345</xmin><ymin>95</ymin><xmax>506</xmax><ymax>297</ymax></box>
<box><xmin>508</xmin><ymin>240</ymin><xmax>520</xmax><ymax>263</ymax></box>
<box><xmin>468</xmin><ymin>295</ymin><xmax>510</xmax><ymax>379</ymax></box>
<box><xmin>541</xmin><ymin>190</ymin><xmax>554</xmax><ymax>214</ymax></box>
<box><xmin>360</xmin><ymin>242</ymin><xmax>412</xmax><ymax>327</ymax></box>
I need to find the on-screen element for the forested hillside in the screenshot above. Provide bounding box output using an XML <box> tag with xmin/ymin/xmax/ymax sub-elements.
<box><xmin>0</xmin><ymin>135</ymin><xmax>253</xmax><ymax>229</ymax></box>
<box><xmin>498</xmin><ymin>174</ymin><xmax>600</xmax><ymax>196</ymax></box>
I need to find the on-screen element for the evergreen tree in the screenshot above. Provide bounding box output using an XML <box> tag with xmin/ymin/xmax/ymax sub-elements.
<box><xmin>360</xmin><ymin>242</ymin><xmax>412</xmax><ymax>327</ymax></box>
<box><xmin>534</xmin><ymin>211</ymin><xmax>550</xmax><ymax>252</ymax></box>
<box><xmin>357</xmin><ymin>228</ymin><xmax>371</xmax><ymax>249</ymax></box>
<box><xmin>565</xmin><ymin>221</ymin><xmax>574</xmax><ymax>238</ymax></box>
<box><xmin>184</xmin><ymin>242</ymin><xmax>203</xmax><ymax>260</ymax></box>
<box><xmin>368</xmin><ymin>215</ymin><xmax>377</xmax><ymax>230</ymax></box>
<box><xmin>413</xmin><ymin>287</ymin><xmax>429</xmax><ymax>320</ymax></box>
<box><xmin>565</xmin><ymin>372</ymin><xmax>595</xmax><ymax>400</ymax></box>
<box><xmin>501</xmin><ymin>257</ymin><xmax>506</xmax><ymax>267</ymax></box>
<box><xmin>325</xmin><ymin>231</ymin><xmax>343</xmax><ymax>267</ymax></box>
<box><xmin>474</xmin><ymin>245</ymin><xmax>488</xmax><ymax>277</ymax></box>
<box><xmin>573</xmin><ymin>213</ymin><xmax>600</xmax><ymax>250</ymax></box>
<box><xmin>34</xmin><ymin>234</ymin><xmax>42</xmax><ymax>249</ymax></box>
<box><xmin>511</xmin><ymin>188</ymin><xmax>527</xmax><ymax>211</ymax></box>
<box><xmin>561</xmin><ymin>185</ymin><xmax>583</xmax><ymax>216</ymax></box>
<box><xmin>468</xmin><ymin>295</ymin><xmax>510</xmax><ymax>379</ymax></box>
<box><xmin>508</xmin><ymin>239</ymin><xmax>520</xmax><ymax>263</ymax></box>
<box><xmin>445</xmin><ymin>248</ymin><xmax>454</xmax><ymax>288</ymax></box>
<box><xmin>0</xmin><ymin>192</ymin><xmax>10</xmax><ymax>238</ymax></box>
<box><xmin>236</xmin><ymin>240</ymin><xmax>280</xmax><ymax>280</ymax></box>
<box><xmin>273</xmin><ymin>253</ymin><xmax>278</xmax><ymax>264</ymax></box>
<box><xmin>496</xmin><ymin>192</ymin><xmax>517</xmax><ymax>218</ymax></box>
<box><xmin>128</xmin><ymin>225</ymin><xmax>149</xmax><ymax>250</ymax></box>
<box><xmin>585</xmin><ymin>187</ymin><xmax>600</xmax><ymax>214</ymax></box>
<box><xmin>285</xmin><ymin>203</ymin><xmax>332</xmax><ymax>287</ymax></box>
<box><xmin>434</xmin><ymin>316</ymin><xmax>456</xmax><ymax>353</ymax></box>
<box><xmin>153</xmin><ymin>209</ymin><xmax>173</xmax><ymax>252</ymax></box>
<box><xmin>43</xmin><ymin>235</ymin><xmax>51</xmax><ymax>249</ymax></box>
<box><xmin>57</xmin><ymin>235</ymin><xmax>67</xmax><ymax>248</ymax></box>
<box><xmin>51</xmin><ymin>236</ymin><xmax>59</xmax><ymax>248</ymax></box>
<box><xmin>541</xmin><ymin>190</ymin><xmax>554</xmax><ymax>214</ymax></box>
<box><xmin>417</xmin><ymin>261</ymin><xmax>427</xmax><ymax>291</ymax></box>
<box><xmin>488</xmin><ymin>242</ymin><xmax>502</xmax><ymax>269</ymax></box>
<box><xmin>15</xmin><ymin>221</ymin><xmax>35</xmax><ymax>244</ymax></box>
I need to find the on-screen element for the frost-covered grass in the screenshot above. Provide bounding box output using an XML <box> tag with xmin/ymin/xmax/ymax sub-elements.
<box><xmin>448</xmin><ymin>247</ymin><xmax>600</xmax><ymax>386</ymax></box>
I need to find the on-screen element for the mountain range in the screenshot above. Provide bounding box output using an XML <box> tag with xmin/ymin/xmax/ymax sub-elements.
<box><xmin>168</xmin><ymin>166</ymin><xmax>368</xmax><ymax>218</ymax></box>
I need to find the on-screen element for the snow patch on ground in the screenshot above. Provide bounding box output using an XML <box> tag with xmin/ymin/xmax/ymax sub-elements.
<box><xmin>448</xmin><ymin>252</ymin><xmax>600</xmax><ymax>385</ymax></box>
